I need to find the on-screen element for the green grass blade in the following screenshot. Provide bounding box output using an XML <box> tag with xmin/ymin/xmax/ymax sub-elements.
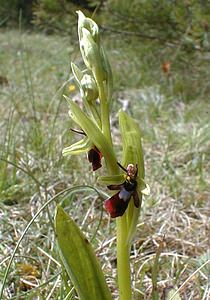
<box><xmin>55</xmin><ymin>206</ymin><xmax>112</xmax><ymax>300</ymax></box>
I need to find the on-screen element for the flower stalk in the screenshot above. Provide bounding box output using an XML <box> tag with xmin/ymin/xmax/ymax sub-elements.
<box><xmin>63</xmin><ymin>11</ymin><xmax>147</xmax><ymax>300</ymax></box>
<box><xmin>98</xmin><ymin>81</ymin><xmax>113</xmax><ymax>148</ymax></box>
<box><xmin>117</xmin><ymin>216</ymin><xmax>132</xmax><ymax>300</ymax></box>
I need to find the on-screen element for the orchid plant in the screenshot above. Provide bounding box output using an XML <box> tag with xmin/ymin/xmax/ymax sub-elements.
<box><xmin>55</xmin><ymin>11</ymin><xmax>149</xmax><ymax>300</ymax></box>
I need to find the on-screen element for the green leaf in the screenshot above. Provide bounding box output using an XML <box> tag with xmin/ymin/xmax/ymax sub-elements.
<box><xmin>55</xmin><ymin>206</ymin><xmax>112</xmax><ymax>300</ymax></box>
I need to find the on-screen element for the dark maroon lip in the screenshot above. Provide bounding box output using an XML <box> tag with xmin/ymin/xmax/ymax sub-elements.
<box><xmin>88</xmin><ymin>147</ymin><xmax>103</xmax><ymax>171</ymax></box>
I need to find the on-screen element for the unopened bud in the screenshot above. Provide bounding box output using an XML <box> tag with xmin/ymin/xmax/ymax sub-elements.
<box><xmin>81</xmin><ymin>74</ymin><xmax>99</xmax><ymax>102</ymax></box>
<box><xmin>80</xmin><ymin>28</ymin><xmax>105</xmax><ymax>84</ymax></box>
<box><xmin>77</xmin><ymin>10</ymin><xmax>99</xmax><ymax>45</ymax></box>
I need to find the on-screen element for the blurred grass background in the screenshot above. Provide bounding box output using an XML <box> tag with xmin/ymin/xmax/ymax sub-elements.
<box><xmin>0</xmin><ymin>1</ymin><xmax>210</xmax><ymax>299</ymax></box>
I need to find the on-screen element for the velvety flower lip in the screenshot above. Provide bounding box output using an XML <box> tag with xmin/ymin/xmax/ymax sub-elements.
<box><xmin>105</xmin><ymin>191</ymin><xmax>128</xmax><ymax>218</ymax></box>
<box><xmin>87</xmin><ymin>147</ymin><xmax>103</xmax><ymax>171</ymax></box>
<box><xmin>104</xmin><ymin>188</ymin><xmax>140</xmax><ymax>218</ymax></box>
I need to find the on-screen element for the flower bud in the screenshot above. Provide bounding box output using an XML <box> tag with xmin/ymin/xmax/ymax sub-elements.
<box><xmin>80</xmin><ymin>28</ymin><xmax>102</xmax><ymax>72</ymax></box>
<box><xmin>77</xmin><ymin>14</ymin><xmax>106</xmax><ymax>85</ymax></box>
<box><xmin>80</xmin><ymin>74</ymin><xmax>99</xmax><ymax>102</ymax></box>
<box><xmin>77</xmin><ymin>10</ymin><xmax>99</xmax><ymax>45</ymax></box>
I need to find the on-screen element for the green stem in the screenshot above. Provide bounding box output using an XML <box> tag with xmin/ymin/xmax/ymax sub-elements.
<box><xmin>97</xmin><ymin>77</ymin><xmax>132</xmax><ymax>300</ymax></box>
<box><xmin>116</xmin><ymin>216</ymin><xmax>132</xmax><ymax>300</ymax></box>
<box><xmin>98</xmin><ymin>81</ymin><xmax>112</xmax><ymax>147</ymax></box>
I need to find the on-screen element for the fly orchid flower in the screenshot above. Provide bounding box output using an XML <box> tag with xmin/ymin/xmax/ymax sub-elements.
<box><xmin>104</xmin><ymin>163</ymin><xmax>140</xmax><ymax>218</ymax></box>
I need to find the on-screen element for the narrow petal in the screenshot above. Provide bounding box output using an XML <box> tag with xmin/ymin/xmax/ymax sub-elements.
<box><xmin>107</xmin><ymin>184</ymin><xmax>122</xmax><ymax>191</ymax></box>
<box><xmin>133</xmin><ymin>191</ymin><xmax>140</xmax><ymax>208</ymax></box>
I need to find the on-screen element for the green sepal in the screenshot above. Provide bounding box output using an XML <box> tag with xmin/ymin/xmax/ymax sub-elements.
<box><xmin>119</xmin><ymin>110</ymin><xmax>144</xmax><ymax>183</ymax></box>
<box><xmin>55</xmin><ymin>206</ymin><xmax>112</xmax><ymax>300</ymax></box>
<box><xmin>62</xmin><ymin>136</ymin><xmax>92</xmax><ymax>156</ymax></box>
<box><xmin>64</xmin><ymin>96</ymin><xmax>118</xmax><ymax>174</ymax></box>
<box><xmin>98</xmin><ymin>174</ymin><xmax>125</xmax><ymax>186</ymax></box>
